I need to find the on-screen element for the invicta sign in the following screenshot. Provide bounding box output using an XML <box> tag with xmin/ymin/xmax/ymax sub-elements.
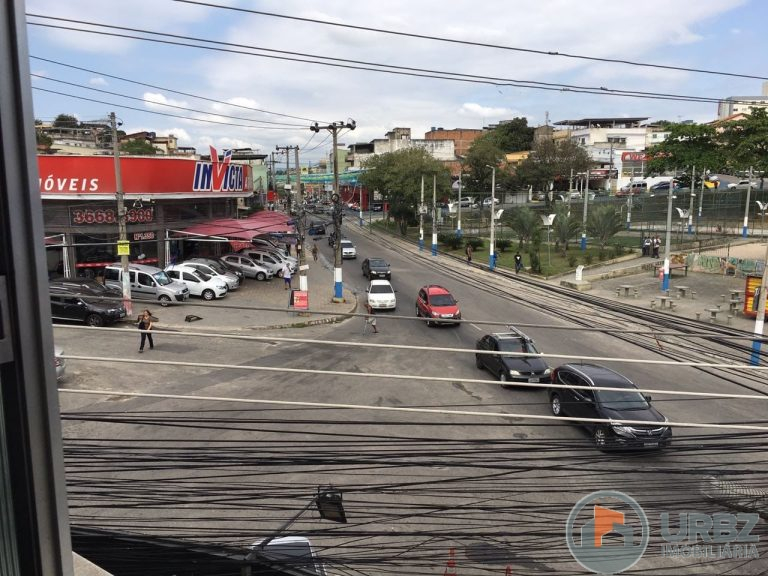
<box><xmin>192</xmin><ymin>146</ymin><xmax>245</xmax><ymax>192</ymax></box>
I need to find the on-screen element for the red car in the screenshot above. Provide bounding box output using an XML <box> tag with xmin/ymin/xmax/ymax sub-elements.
<box><xmin>415</xmin><ymin>285</ymin><xmax>461</xmax><ymax>326</ymax></box>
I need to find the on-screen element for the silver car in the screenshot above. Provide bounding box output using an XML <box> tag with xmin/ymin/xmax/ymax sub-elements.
<box><xmin>181</xmin><ymin>260</ymin><xmax>241</xmax><ymax>290</ymax></box>
<box><xmin>220</xmin><ymin>254</ymin><xmax>275</xmax><ymax>280</ymax></box>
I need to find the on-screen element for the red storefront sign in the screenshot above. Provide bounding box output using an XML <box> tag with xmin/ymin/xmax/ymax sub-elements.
<box><xmin>621</xmin><ymin>152</ymin><xmax>648</xmax><ymax>162</ymax></box>
<box><xmin>69</xmin><ymin>205</ymin><xmax>156</xmax><ymax>226</ymax></box>
<box><xmin>38</xmin><ymin>148</ymin><xmax>253</xmax><ymax>198</ymax></box>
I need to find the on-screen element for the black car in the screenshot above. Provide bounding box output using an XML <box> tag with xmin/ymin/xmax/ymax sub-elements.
<box><xmin>549</xmin><ymin>363</ymin><xmax>672</xmax><ymax>451</ymax></box>
<box><xmin>362</xmin><ymin>257</ymin><xmax>391</xmax><ymax>280</ymax></box>
<box><xmin>50</xmin><ymin>278</ymin><xmax>123</xmax><ymax>300</ymax></box>
<box><xmin>49</xmin><ymin>286</ymin><xmax>127</xmax><ymax>327</ymax></box>
<box><xmin>475</xmin><ymin>331</ymin><xmax>551</xmax><ymax>386</ymax></box>
<box><xmin>308</xmin><ymin>223</ymin><xmax>326</xmax><ymax>236</ymax></box>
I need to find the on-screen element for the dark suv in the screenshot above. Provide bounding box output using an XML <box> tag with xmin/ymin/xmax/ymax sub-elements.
<box><xmin>362</xmin><ymin>257</ymin><xmax>391</xmax><ymax>280</ymax></box>
<box><xmin>549</xmin><ymin>363</ymin><xmax>671</xmax><ymax>450</ymax></box>
<box><xmin>49</xmin><ymin>286</ymin><xmax>127</xmax><ymax>327</ymax></box>
<box><xmin>475</xmin><ymin>330</ymin><xmax>551</xmax><ymax>386</ymax></box>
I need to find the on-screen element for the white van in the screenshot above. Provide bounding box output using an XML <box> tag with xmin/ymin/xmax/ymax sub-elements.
<box><xmin>104</xmin><ymin>263</ymin><xmax>189</xmax><ymax>306</ymax></box>
<box><xmin>250</xmin><ymin>536</ymin><xmax>326</xmax><ymax>576</ymax></box>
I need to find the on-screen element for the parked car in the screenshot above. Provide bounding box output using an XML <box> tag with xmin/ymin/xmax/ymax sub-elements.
<box><xmin>415</xmin><ymin>285</ymin><xmax>461</xmax><ymax>326</ymax></box>
<box><xmin>482</xmin><ymin>197</ymin><xmax>501</xmax><ymax>207</ymax></box>
<box><xmin>103</xmin><ymin>263</ymin><xmax>189</xmax><ymax>306</ymax></box>
<box><xmin>617</xmin><ymin>181</ymin><xmax>647</xmax><ymax>196</ymax></box>
<box><xmin>251</xmin><ymin>536</ymin><xmax>326</xmax><ymax>576</ymax></box>
<box><xmin>340</xmin><ymin>239</ymin><xmax>357</xmax><ymax>259</ymax></box>
<box><xmin>220</xmin><ymin>253</ymin><xmax>276</xmax><ymax>280</ymax></box>
<box><xmin>649</xmin><ymin>180</ymin><xmax>680</xmax><ymax>195</ymax></box>
<box><xmin>475</xmin><ymin>330</ymin><xmax>551</xmax><ymax>386</ymax></box>
<box><xmin>164</xmin><ymin>264</ymin><xmax>228</xmax><ymax>300</ymax></box>
<box><xmin>181</xmin><ymin>260</ymin><xmax>241</xmax><ymax>290</ymax></box>
<box><xmin>362</xmin><ymin>257</ymin><xmax>391</xmax><ymax>280</ymax></box>
<box><xmin>49</xmin><ymin>285</ymin><xmax>127</xmax><ymax>327</ymax></box>
<box><xmin>49</xmin><ymin>278</ymin><xmax>122</xmax><ymax>300</ymax></box>
<box><xmin>548</xmin><ymin>363</ymin><xmax>672</xmax><ymax>451</ymax></box>
<box><xmin>238</xmin><ymin>249</ymin><xmax>296</xmax><ymax>275</ymax></box>
<box><xmin>531</xmin><ymin>191</ymin><xmax>547</xmax><ymax>202</ymax></box>
<box><xmin>366</xmin><ymin>279</ymin><xmax>397</xmax><ymax>311</ymax></box>
<box><xmin>308</xmin><ymin>223</ymin><xmax>327</xmax><ymax>236</ymax></box>
<box><xmin>249</xmin><ymin>237</ymin><xmax>296</xmax><ymax>263</ymax></box>
<box><xmin>727</xmin><ymin>179</ymin><xmax>757</xmax><ymax>190</ymax></box>
<box><xmin>185</xmin><ymin>257</ymin><xmax>245</xmax><ymax>283</ymax></box>
<box><xmin>459</xmin><ymin>196</ymin><xmax>476</xmax><ymax>208</ymax></box>
<box><xmin>55</xmin><ymin>345</ymin><xmax>66</xmax><ymax>382</ymax></box>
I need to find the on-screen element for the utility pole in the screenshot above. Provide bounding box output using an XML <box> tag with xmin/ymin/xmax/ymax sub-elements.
<box><xmin>431</xmin><ymin>175</ymin><xmax>437</xmax><ymax>256</ymax></box>
<box><xmin>110</xmin><ymin>112</ymin><xmax>131</xmax><ymax>316</ymax></box>
<box><xmin>687</xmin><ymin>165</ymin><xmax>696</xmax><ymax>235</ymax></box>
<box><xmin>456</xmin><ymin>172</ymin><xmax>463</xmax><ymax>239</ymax></box>
<box><xmin>419</xmin><ymin>176</ymin><xmax>425</xmax><ymax>251</ymax></box>
<box><xmin>662</xmin><ymin>175</ymin><xmax>675</xmax><ymax>292</ymax></box>
<box><xmin>293</xmin><ymin>146</ymin><xmax>308</xmax><ymax>301</ymax></box>
<box><xmin>743</xmin><ymin>166</ymin><xmax>753</xmax><ymax>238</ymax></box>
<box><xmin>581</xmin><ymin>169</ymin><xmax>590</xmax><ymax>251</ymax></box>
<box><xmin>310</xmin><ymin>119</ymin><xmax>356</xmax><ymax>301</ymax></box>
<box><xmin>275</xmin><ymin>145</ymin><xmax>293</xmax><ymax>214</ymax></box>
<box><xmin>488</xmin><ymin>165</ymin><xmax>497</xmax><ymax>271</ymax></box>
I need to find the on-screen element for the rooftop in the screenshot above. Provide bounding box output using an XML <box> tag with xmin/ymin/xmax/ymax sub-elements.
<box><xmin>554</xmin><ymin>117</ymin><xmax>649</xmax><ymax>128</ymax></box>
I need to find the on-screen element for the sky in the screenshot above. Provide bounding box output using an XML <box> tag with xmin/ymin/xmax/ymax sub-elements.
<box><xmin>25</xmin><ymin>0</ymin><xmax>768</xmax><ymax>163</ymax></box>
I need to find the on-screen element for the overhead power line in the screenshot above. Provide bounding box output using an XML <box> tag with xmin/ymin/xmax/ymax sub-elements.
<box><xmin>26</xmin><ymin>16</ymin><xmax>749</xmax><ymax>107</ymax></box>
<box><xmin>173</xmin><ymin>0</ymin><xmax>768</xmax><ymax>82</ymax></box>
<box><xmin>30</xmin><ymin>55</ymin><xmax>329</xmax><ymax>125</ymax></box>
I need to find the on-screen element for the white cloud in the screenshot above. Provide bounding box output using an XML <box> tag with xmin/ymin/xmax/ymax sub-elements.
<box><xmin>88</xmin><ymin>77</ymin><xmax>107</xmax><ymax>86</ymax></box>
<box><xmin>142</xmin><ymin>92</ymin><xmax>190</xmax><ymax>110</ymax></box>
<box><xmin>458</xmin><ymin>103</ymin><xmax>523</xmax><ymax>119</ymax></box>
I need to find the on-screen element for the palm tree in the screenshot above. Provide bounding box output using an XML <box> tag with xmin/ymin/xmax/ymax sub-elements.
<box><xmin>586</xmin><ymin>205</ymin><xmax>623</xmax><ymax>251</ymax></box>
<box><xmin>505</xmin><ymin>206</ymin><xmax>540</xmax><ymax>250</ymax></box>
<box><xmin>552</xmin><ymin>205</ymin><xmax>580</xmax><ymax>255</ymax></box>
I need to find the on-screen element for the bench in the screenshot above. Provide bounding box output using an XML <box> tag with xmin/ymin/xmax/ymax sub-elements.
<box><xmin>675</xmin><ymin>286</ymin><xmax>690</xmax><ymax>299</ymax></box>
<box><xmin>652</xmin><ymin>262</ymin><xmax>688</xmax><ymax>277</ymax></box>
<box><xmin>707</xmin><ymin>308</ymin><xmax>721</xmax><ymax>323</ymax></box>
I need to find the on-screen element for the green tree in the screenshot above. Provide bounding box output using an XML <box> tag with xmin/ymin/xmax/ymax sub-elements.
<box><xmin>483</xmin><ymin>117</ymin><xmax>534</xmax><ymax>153</ymax></box>
<box><xmin>719</xmin><ymin>108</ymin><xmax>768</xmax><ymax>175</ymax></box>
<box><xmin>516</xmin><ymin>138</ymin><xmax>592</xmax><ymax>205</ymax></box>
<box><xmin>645</xmin><ymin>122</ymin><xmax>724</xmax><ymax>177</ymax></box>
<box><xmin>359</xmin><ymin>148</ymin><xmax>450</xmax><ymax>235</ymax></box>
<box><xmin>120</xmin><ymin>139</ymin><xmax>158</xmax><ymax>155</ymax></box>
<box><xmin>552</xmin><ymin>205</ymin><xmax>580</xmax><ymax>255</ymax></box>
<box><xmin>503</xmin><ymin>205</ymin><xmax>540</xmax><ymax>250</ymax></box>
<box><xmin>36</xmin><ymin>130</ymin><xmax>52</xmax><ymax>149</ymax></box>
<box><xmin>53</xmin><ymin>113</ymin><xmax>78</xmax><ymax>128</ymax></box>
<box><xmin>586</xmin><ymin>205</ymin><xmax>623</xmax><ymax>251</ymax></box>
<box><xmin>462</xmin><ymin>137</ymin><xmax>508</xmax><ymax>198</ymax></box>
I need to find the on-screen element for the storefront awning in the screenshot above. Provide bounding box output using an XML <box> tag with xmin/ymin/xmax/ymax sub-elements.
<box><xmin>170</xmin><ymin>212</ymin><xmax>295</xmax><ymax>241</ymax></box>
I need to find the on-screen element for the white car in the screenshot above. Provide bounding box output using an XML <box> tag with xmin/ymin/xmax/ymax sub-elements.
<box><xmin>727</xmin><ymin>180</ymin><xmax>757</xmax><ymax>190</ymax></box>
<box><xmin>181</xmin><ymin>260</ymin><xmax>242</xmax><ymax>290</ymax></box>
<box><xmin>164</xmin><ymin>264</ymin><xmax>228</xmax><ymax>300</ymax></box>
<box><xmin>482</xmin><ymin>197</ymin><xmax>501</xmax><ymax>206</ymax></box>
<box><xmin>340</xmin><ymin>239</ymin><xmax>357</xmax><ymax>259</ymax></box>
<box><xmin>367</xmin><ymin>279</ymin><xmax>396</xmax><ymax>311</ymax></box>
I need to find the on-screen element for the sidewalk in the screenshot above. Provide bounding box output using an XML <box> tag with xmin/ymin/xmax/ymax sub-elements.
<box><xmin>120</xmin><ymin>251</ymin><xmax>357</xmax><ymax>333</ymax></box>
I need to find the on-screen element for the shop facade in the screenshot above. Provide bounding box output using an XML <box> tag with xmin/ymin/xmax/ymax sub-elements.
<box><xmin>41</xmin><ymin>150</ymin><xmax>253</xmax><ymax>278</ymax></box>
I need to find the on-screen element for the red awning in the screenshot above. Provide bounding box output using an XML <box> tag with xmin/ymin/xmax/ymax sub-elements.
<box><xmin>172</xmin><ymin>212</ymin><xmax>295</xmax><ymax>240</ymax></box>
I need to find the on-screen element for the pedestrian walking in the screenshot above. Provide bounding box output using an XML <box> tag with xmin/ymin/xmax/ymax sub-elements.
<box><xmin>652</xmin><ymin>236</ymin><xmax>660</xmax><ymax>259</ymax></box>
<box><xmin>137</xmin><ymin>309</ymin><xmax>154</xmax><ymax>353</ymax></box>
<box><xmin>282</xmin><ymin>262</ymin><xmax>292</xmax><ymax>290</ymax></box>
<box><xmin>465</xmin><ymin>243</ymin><xmax>473</xmax><ymax>263</ymax></box>
<box><xmin>642</xmin><ymin>237</ymin><xmax>651</xmax><ymax>257</ymax></box>
<box><xmin>514</xmin><ymin>251</ymin><xmax>523</xmax><ymax>274</ymax></box>
<box><xmin>312</xmin><ymin>243</ymin><xmax>318</xmax><ymax>261</ymax></box>
<box><xmin>365</xmin><ymin>302</ymin><xmax>378</xmax><ymax>334</ymax></box>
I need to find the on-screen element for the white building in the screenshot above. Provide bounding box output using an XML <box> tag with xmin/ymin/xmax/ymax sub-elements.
<box><xmin>717</xmin><ymin>81</ymin><xmax>768</xmax><ymax>119</ymax></box>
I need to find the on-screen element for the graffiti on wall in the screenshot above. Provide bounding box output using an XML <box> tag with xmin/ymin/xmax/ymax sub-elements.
<box><xmin>692</xmin><ymin>254</ymin><xmax>764</xmax><ymax>277</ymax></box>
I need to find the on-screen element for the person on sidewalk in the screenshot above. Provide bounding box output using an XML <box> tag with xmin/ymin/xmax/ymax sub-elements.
<box><xmin>465</xmin><ymin>243</ymin><xmax>473</xmax><ymax>263</ymax></box>
<box><xmin>652</xmin><ymin>236</ymin><xmax>660</xmax><ymax>259</ymax></box>
<box><xmin>137</xmin><ymin>309</ymin><xmax>154</xmax><ymax>353</ymax></box>
<box><xmin>365</xmin><ymin>302</ymin><xmax>378</xmax><ymax>334</ymax></box>
<box><xmin>642</xmin><ymin>237</ymin><xmax>651</xmax><ymax>257</ymax></box>
<box><xmin>514</xmin><ymin>252</ymin><xmax>523</xmax><ymax>274</ymax></box>
<box><xmin>282</xmin><ymin>262</ymin><xmax>292</xmax><ymax>290</ymax></box>
<box><xmin>312</xmin><ymin>243</ymin><xmax>318</xmax><ymax>261</ymax></box>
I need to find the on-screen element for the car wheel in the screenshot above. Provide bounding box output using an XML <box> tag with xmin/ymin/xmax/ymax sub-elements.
<box><xmin>85</xmin><ymin>314</ymin><xmax>104</xmax><ymax>327</ymax></box>
<box><xmin>202</xmin><ymin>289</ymin><xmax>215</xmax><ymax>301</ymax></box>
<box><xmin>475</xmin><ymin>355</ymin><xmax>484</xmax><ymax>369</ymax></box>
<box><xmin>550</xmin><ymin>394</ymin><xmax>562</xmax><ymax>416</ymax></box>
<box><xmin>276</xmin><ymin>270</ymin><xmax>284</xmax><ymax>278</ymax></box>
<box><xmin>159</xmin><ymin>294</ymin><xmax>171</xmax><ymax>307</ymax></box>
<box><xmin>499</xmin><ymin>372</ymin><xmax>509</xmax><ymax>388</ymax></box>
<box><xmin>593</xmin><ymin>427</ymin><xmax>609</xmax><ymax>450</ymax></box>
<box><xmin>256</xmin><ymin>272</ymin><xmax>266</xmax><ymax>281</ymax></box>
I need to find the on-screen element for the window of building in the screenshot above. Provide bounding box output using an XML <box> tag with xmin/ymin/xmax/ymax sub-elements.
<box><xmin>607</xmin><ymin>137</ymin><xmax>626</xmax><ymax>145</ymax></box>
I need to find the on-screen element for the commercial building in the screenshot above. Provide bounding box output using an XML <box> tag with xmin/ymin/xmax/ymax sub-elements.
<box><xmin>717</xmin><ymin>81</ymin><xmax>768</xmax><ymax>119</ymax></box>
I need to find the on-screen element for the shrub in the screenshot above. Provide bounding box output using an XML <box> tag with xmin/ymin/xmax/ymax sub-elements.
<box><xmin>567</xmin><ymin>254</ymin><xmax>578</xmax><ymax>268</ymax></box>
<box><xmin>438</xmin><ymin>232</ymin><xmax>463</xmax><ymax>250</ymax></box>
<box><xmin>527</xmin><ymin>250</ymin><xmax>541</xmax><ymax>274</ymax></box>
<box><xmin>598</xmin><ymin>250</ymin><xmax>608</xmax><ymax>261</ymax></box>
<box><xmin>584</xmin><ymin>254</ymin><xmax>594</xmax><ymax>266</ymax></box>
<box><xmin>612</xmin><ymin>243</ymin><xmax>625</xmax><ymax>258</ymax></box>
<box><xmin>496</xmin><ymin>239</ymin><xmax>512</xmax><ymax>253</ymax></box>
<box><xmin>465</xmin><ymin>237</ymin><xmax>485</xmax><ymax>250</ymax></box>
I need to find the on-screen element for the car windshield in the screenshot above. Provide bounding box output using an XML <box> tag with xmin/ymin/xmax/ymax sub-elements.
<box><xmin>208</xmin><ymin>262</ymin><xmax>226</xmax><ymax>274</ymax></box>
<box><xmin>430</xmin><ymin>294</ymin><xmax>455</xmax><ymax>306</ymax></box>
<box><xmin>195</xmin><ymin>271</ymin><xmax>211</xmax><ymax>282</ymax></box>
<box><xmin>153</xmin><ymin>271</ymin><xmax>173</xmax><ymax>286</ymax></box>
<box><xmin>370</xmin><ymin>284</ymin><xmax>393</xmax><ymax>294</ymax></box>
<box><xmin>369</xmin><ymin>259</ymin><xmax>387</xmax><ymax>267</ymax></box>
<box><xmin>596</xmin><ymin>387</ymin><xmax>649</xmax><ymax>411</ymax></box>
<box><xmin>341</xmin><ymin>241</ymin><xmax>353</xmax><ymax>247</ymax></box>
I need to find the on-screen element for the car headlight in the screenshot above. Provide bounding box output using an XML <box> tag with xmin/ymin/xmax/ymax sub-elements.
<box><xmin>610</xmin><ymin>420</ymin><xmax>635</xmax><ymax>438</ymax></box>
<box><xmin>508</xmin><ymin>370</ymin><xmax>521</xmax><ymax>376</ymax></box>
<box><xmin>543</xmin><ymin>367</ymin><xmax>552</xmax><ymax>375</ymax></box>
<box><xmin>431</xmin><ymin>311</ymin><xmax>440</xmax><ymax>317</ymax></box>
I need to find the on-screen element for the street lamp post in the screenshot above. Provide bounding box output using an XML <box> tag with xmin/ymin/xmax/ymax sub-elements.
<box><xmin>580</xmin><ymin>169</ymin><xmax>590</xmax><ymax>250</ymax></box>
<box><xmin>743</xmin><ymin>166</ymin><xmax>754</xmax><ymax>238</ymax></box>
<box><xmin>687</xmin><ymin>165</ymin><xmax>696</xmax><ymax>234</ymax></box>
<box><xmin>486</xmin><ymin>165</ymin><xmax>496</xmax><ymax>271</ymax></box>
<box><xmin>757</xmin><ymin>201</ymin><xmax>768</xmax><ymax>239</ymax></box>
<box><xmin>431</xmin><ymin>175</ymin><xmax>438</xmax><ymax>256</ymax></box>
<box><xmin>456</xmin><ymin>172</ymin><xmax>463</xmax><ymax>239</ymax></box>
<box><xmin>661</xmin><ymin>183</ymin><xmax>675</xmax><ymax>292</ymax></box>
<box><xmin>419</xmin><ymin>176</ymin><xmax>425</xmax><ymax>251</ymax></box>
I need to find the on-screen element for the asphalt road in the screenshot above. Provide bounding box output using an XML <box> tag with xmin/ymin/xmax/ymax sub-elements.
<box><xmin>55</xmin><ymin>223</ymin><xmax>768</xmax><ymax>575</ymax></box>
